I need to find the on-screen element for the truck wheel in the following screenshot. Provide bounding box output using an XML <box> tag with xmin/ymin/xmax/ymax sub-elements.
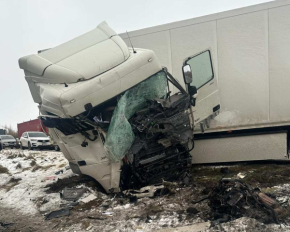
<box><xmin>54</xmin><ymin>145</ymin><xmax>60</xmax><ymax>151</ymax></box>
<box><xmin>28</xmin><ymin>142</ymin><xmax>32</xmax><ymax>150</ymax></box>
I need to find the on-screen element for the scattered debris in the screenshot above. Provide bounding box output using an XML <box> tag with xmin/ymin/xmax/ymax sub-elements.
<box><xmin>123</xmin><ymin>185</ymin><xmax>164</xmax><ymax>198</ymax></box>
<box><xmin>86</xmin><ymin>225</ymin><xmax>93</xmax><ymax>231</ymax></box>
<box><xmin>2</xmin><ymin>149</ymin><xmax>290</xmax><ymax>231</ymax></box>
<box><xmin>0</xmin><ymin>222</ymin><xmax>14</xmax><ymax>228</ymax></box>
<box><xmin>61</xmin><ymin>187</ymin><xmax>86</xmax><ymax>201</ymax></box>
<box><xmin>102</xmin><ymin>211</ymin><xmax>114</xmax><ymax>216</ymax></box>
<box><xmin>45</xmin><ymin>208</ymin><xmax>70</xmax><ymax>220</ymax></box>
<box><xmin>81</xmin><ymin>194</ymin><xmax>97</xmax><ymax>203</ymax></box>
<box><xmin>101</xmin><ymin>199</ymin><xmax>112</xmax><ymax>208</ymax></box>
<box><xmin>208</xmin><ymin>178</ymin><xmax>287</xmax><ymax>224</ymax></box>
<box><xmin>55</xmin><ymin>170</ymin><xmax>64</xmax><ymax>175</ymax></box>
<box><xmin>162</xmin><ymin>181</ymin><xmax>178</xmax><ymax>193</ymax></box>
<box><xmin>237</xmin><ymin>172</ymin><xmax>246</xmax><ymax>179</ymax></box>
<box><xmin>87</xmin><ymin>215</ymin><xmax>106</xmax><ymax>220</ymax></box>
<box><xmin>60</xmin><ymin>202</ymin><xmax>79</xmax><ymax>209</ymax></box>
<box><xmin>156</xmin><ymin>222</ymin><xmax>211</xmax><ymax>232</ymax></box>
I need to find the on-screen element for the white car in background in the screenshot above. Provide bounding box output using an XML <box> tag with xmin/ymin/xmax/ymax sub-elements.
<box><xmin>20</xmin><ymin>132</ymin><xmax>53</xmax><ymax>150</ymax></box>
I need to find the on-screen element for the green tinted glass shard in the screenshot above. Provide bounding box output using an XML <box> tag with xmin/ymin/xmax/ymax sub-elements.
<box><xmin>104</xmin><ymin>71</ymin><xmax>167</xmax><ymax>162</ymax></box>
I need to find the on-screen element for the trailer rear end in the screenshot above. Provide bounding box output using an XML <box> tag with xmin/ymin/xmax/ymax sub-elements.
<box><xmin>17</xmin><ymin>119</ymin><xmax>48</xmax><ymax>138</ymax></box>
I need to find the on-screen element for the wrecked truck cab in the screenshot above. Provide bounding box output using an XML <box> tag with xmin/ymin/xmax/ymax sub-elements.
<box><xmin>19</xmin><ymin>22</ymin><xmax>219</xmax><ymax>193</ymax></box>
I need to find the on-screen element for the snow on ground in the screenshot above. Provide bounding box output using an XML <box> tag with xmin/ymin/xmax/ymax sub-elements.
<box><xmin>0</xmin><ymin>149</ymin><xmax>72</xmax><ymax>215</ymax></box>
<box><xmin>1</xmin><ymin>149</ymin><xmax>290</xmax><ymax>231</ymax></box>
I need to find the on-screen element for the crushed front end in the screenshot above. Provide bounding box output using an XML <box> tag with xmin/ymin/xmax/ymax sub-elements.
<box><xmin>19</xmin><ymin>22</ymin><xmax>194</xmax><ymax>192</ymax></box>
<box><xmin>106</xmin><ymin>71</ymin><xmax>194</xmax><ymax>190</ymax></box>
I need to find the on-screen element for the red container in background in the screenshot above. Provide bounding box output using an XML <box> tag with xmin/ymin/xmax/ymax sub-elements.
<box><xmin>17</xmin><ymin>119</ymin><xmax>49</xmax><ymax>138</ymax></box>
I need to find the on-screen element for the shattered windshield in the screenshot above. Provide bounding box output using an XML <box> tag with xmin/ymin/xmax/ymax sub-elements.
<box><xmin>104</xmin><ymin>71</ymin><xmax>168</xmax><ymax>162</ymax></box>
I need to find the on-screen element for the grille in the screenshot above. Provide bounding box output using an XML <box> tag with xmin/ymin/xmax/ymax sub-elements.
<box><xmin>37</xmin><ymin>140</ymin><xmax>49</xmax><ymax>142</ymax></box>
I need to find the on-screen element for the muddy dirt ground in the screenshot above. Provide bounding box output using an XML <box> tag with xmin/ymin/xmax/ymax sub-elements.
<box><xmin>1</xmin><ymin>149</ymin><xmax>290</xmax><ymax>231</ymax></box>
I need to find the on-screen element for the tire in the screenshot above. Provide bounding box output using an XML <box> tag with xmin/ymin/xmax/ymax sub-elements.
<box><xmin>28</xmin><ymin>142</ymin><xmax>32</xmax><ymax>150</ymax></box>
<box><xmin>54</xmin><ymin>145</ymin><xmax>60</xmax><ymax>151</ymax></box>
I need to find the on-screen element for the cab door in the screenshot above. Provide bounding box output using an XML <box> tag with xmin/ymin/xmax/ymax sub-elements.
<box><xmin>182</xmin><ymin>50</ymin><xmax>220</xmax><ymax>131</ymax></box>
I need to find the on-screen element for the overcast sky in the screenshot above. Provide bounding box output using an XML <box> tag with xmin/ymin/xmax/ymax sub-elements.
<box><xmin>0</xmin><ymin>0</ymin><xmax>271</xmax><ymax>129</ymax></box>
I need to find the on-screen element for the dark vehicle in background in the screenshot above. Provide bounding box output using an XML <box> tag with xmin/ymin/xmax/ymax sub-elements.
<box><xmin>0</xmin><ymin>135</ymin><xmax>17</xmax><ymax>150</ymax></box>
<box><xmin>0</xmin><ymin>128</ymin><xmax>8</xmax><ymax>135</ymax></box>
<box><xmin>20</xmin><ymin>132</ymin><xmax>53</xmax><ymax>150</ymax></box>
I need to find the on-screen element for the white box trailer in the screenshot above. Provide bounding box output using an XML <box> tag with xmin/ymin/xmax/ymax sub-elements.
<box><xmin>120</xmin><ymin>0</ymin><xmax>290</xmax><ymax>162</ymax></box>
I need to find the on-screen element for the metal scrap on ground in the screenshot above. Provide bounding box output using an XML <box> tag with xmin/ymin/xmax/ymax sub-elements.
<box><xmin>45</xmin><ymin>208</ymin><xmax>70</xmax><ymax>220</ymax></box>
<box><xmin>61</xmin><ymin>187</ymin><xmax>85</xmax><ymax>201</ymax></box>
<box><xmin>208</xmin><ymin>178</ymin><xmax>287</xmax><ymax>224</ymax></box>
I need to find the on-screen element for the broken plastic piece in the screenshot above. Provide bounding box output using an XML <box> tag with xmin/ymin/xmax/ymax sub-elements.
<box><xmin>102</xmin><ymin>212</ymin><xmax>114</xmax><ymax>216</ymax></box>
<box><xmin>59</xmin><ymin>202</ymin><xmax>79</xmax><ymax>208</ymax></box>
<box><xmin>45</xmin><ymin>208</ymin><xmax>70</xmax><ymax>220</ymax></box>
<box><xmin>61</xmin><ymin>188</ymin><xmax>85</xmax><ymax>201</ymax></box>
<box><xmin>0</xmin><ymin>222</ymin><xmax>13</xmax><ymax>228</ymax></box>
<box><xmin>123</xmin><ymin>185</ymin><xmax>164</xmax><ymax>198</ymax></box>
<box><xmin>81</xmin><ymin>194</ymin><xmax>97</xmax><ymax>203</ymax></box>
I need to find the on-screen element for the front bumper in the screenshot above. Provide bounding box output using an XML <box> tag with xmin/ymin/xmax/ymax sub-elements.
<box><xmin>2</xmin><ymin>142</ymin><xmax>16</xmax><ymax>148</ymax></box>
<box><xmin>31</xmin><ymin>141</ymin><xmax>53</xmax><ymax>148</ymax></box>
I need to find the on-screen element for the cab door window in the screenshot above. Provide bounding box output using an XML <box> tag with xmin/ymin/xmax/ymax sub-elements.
<box><xmin>186</xmin><ymin>50</ymin><xmax>214</xmax><ymax>89</ymax></box>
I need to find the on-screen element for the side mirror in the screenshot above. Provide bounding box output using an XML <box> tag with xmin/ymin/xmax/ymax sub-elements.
<box><xmin>182</xmin><ymin>64</ymin><xmax>192</xmax><ymax>84</ymax></box>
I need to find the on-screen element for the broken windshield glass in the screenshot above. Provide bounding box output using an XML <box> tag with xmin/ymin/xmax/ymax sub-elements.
<box><xmin>104</xmin><ymin>71</ymin><xmax>168</xmax><ymax>162</ymax></box>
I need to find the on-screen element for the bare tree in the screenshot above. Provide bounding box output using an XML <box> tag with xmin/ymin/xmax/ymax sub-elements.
<box><xmin>4</xmin><ymin>125</ymin><xmax>18</xmax><ymax>138</ymax></box>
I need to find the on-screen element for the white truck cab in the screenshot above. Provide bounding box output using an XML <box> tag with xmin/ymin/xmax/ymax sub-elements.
<box><xmin>19</xmin><ymin>22</ymin><xmax>220</xmax><ymax>192</ymax></box>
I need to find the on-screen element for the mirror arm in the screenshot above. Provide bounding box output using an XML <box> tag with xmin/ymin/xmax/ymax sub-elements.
<box><xmin>190</xmin><ymin>96</ymin><xmax>196</xmax><ymax>107</ymax></box>
<box><xmin>163</xmin><ymin>68</ymin><xmax>187</xmax><ymax>95</ymax></box>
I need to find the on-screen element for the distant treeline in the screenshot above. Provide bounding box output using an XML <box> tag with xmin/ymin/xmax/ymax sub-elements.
<box><xmin>3</xmin><ymin>125</ymin><xmax>18</xmax><ymax>138</ymax></box>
